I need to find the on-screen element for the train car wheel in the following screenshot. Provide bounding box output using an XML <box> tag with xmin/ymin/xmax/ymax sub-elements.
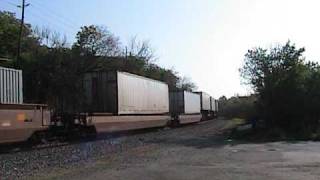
<box><xmin>27</xmin><ymin>131</ymin><xmax>46</xmax><ymax>146</ymax></box>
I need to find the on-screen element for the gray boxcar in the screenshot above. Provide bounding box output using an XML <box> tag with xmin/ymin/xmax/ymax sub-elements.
<box><xmin>169</xmin><ymin>91</ymin><xmax>201</xmax><ymax>124</ymax></box>
<box><xmin>209</xmin><ymin>97</ymin><xmax>218</xmax><ymax>119</ymax></box>
<box><xmin>194</xmin><ymin>91</ymin><xmax>211</xmax><ymax>121</ymax></box>
<box><xmin>170</xmin><ymin>91</ymin><xmax>200</xmax><ymax>115</ymax></box>
<box><xmin>194</xmin><ymin>91</ymin><xmax>211</xmax><ymax>111</ymax></box>
<box><xmin>0</xmin><ymin>66</ymin><xmax>23</xmax><ymax>104</ymax></box>
<box><xmin>83</xmin><ymin>71</ymin><xmax>170</xmax><ymax>132</ymax></box>
<box><xmin>210</xmin><ymin>97</ymin><xmax>216</xmax><ymax>112</ymax></box>
<box><xmin>215</xmin><ymin>100</ymin><xmax>219</xmax><ymax>113</ymax></box>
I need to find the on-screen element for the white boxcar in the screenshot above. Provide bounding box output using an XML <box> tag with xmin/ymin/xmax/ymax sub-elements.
<box><xmin>117</xmin><ymin>71</ymin><xmax>169</xmax><ymax>115</ymax></box>
<box><xmin>0</xmin><ymin>66</ymin><xmax>23</xmax><ymax>104</ymax></box>
<box><xmin>210</xmin><ymin>97</ymin><xmax>216</xmax><ymax>112</ymax></box>
<box><xmin>184</xmin><ymin>91</ymin><xmax>201</xmax><ymax>114</ymax></box>
<box><xmin>169</xmin><ymin>91</ymin><xmax>200</xmax><ymax>114</ymax></box>
<box><xmin>215</xmin><ymin>100</ymin><xmax>219</xmax><ymax>112</ymax></box>
<box><xmin>195</xmin><ymin>92</ymin><xmax>211</xmax><ymax>111</ymax></box>
<box><xmin>83</xmin><ymin>71</ymin><xmax>169</xmax><ymax>115</ymax></box>
<box><xmin>83</xmin><ymin>71</ymin><xmax>170</xmax><ymax>133</ymax></box>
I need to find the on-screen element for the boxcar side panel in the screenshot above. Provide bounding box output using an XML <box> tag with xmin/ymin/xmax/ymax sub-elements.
<box><xmin>200</xmin><ymin>92</ymin><xmax>211</xmax><ymax>111</ymax></box>
<box><xmin>0</xmin><ymin>67</ymin><xmax>23</xmax><ymax>104</ymax></box>
<box><xmin>184</xmin><ymin>91</ymin><xmax>201</xmax><ymax>114</ymax></box>
<box><xmin>169</xmin><ymin>91</ymin><xmax>184</xmax><ymax>115</ymax></box>
<box><xmin>117</xmin><ymin>72</ymin><xmax>169</xmax><ymax>115</ymax></box>
<box><xmin>83</xmin><ymin>72</ymin><xmax>117</xmax><ymax>113</ymax></box>
<box><xmin>210</xmin><ymin>97</ymin><xmax>216</xmax><ymax>112</ymax></box>
<box><xmin>0</xmin><ymin>104</ymin><xmax>49</xmax><ymax>143</ymax></box>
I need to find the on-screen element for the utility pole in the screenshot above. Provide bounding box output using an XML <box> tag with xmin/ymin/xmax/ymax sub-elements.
<box><xmin>17</xmin><ymin>0</ymin><xmax>26</xmax><ymax>67</ymax></box>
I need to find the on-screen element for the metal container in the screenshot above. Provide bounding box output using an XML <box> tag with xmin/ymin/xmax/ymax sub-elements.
<box><xmin>117</xmin><ymin>71</ymin><xmax>169</xmax><ymax>115</ymax></box>
<box><xmin>178</xmin><ymin>114</ymin><xmax>202</xmax><ymax>124</ymax></box>
<box><xmin>195</xmin><ymin>91</ymin><xmax>211</xmax><ymax>111</ymax></box>
<box><xmin>210</xmin><ymin>97</ymin><xmax>216</xmax><ymax>112</ymax></box>
<box><xmin>0</xmin><ymin>66</ymin><xmax>23</xmax><ymax>104</ymax></box>
<box><xmin>170</xmin><ymin>91</ymin><xmax>200</xmax><ymax>115</ymax></box>
<box><xmin>89</xmin><ymin>115</ymin><xmax>170</xmax><ymax>133</ymax></box>
<box><xmin>215</xmin><ymin>100</ymin><xmax>219</xmax><ymax>112</ymax></box>
<box><xmin>0</xmin><ymin>104</ymin><xmax>50</xmax><ymax>143</ymax></box>
<box><xmin>83</xmin><ymin>71</ymin><xmax>169</xmax><ymax>115</ymax></box>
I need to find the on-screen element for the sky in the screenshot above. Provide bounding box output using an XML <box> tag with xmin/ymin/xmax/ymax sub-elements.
<box><xmin>1</xmin><ymin>0</ymin><xmax>320</xmax><ymax>98</ymax></box>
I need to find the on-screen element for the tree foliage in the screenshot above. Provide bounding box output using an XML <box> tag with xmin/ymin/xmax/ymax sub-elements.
<box><xmin>127</xmin><ymin>36</ymin><xmax>156</xmax><ymax>63</ymax></box>
<box><xmin>241</xmin><ymin>41</ymin><xmax>320</xmax><ymax>136</ymax></box>
<box><xmin>218</xmin><ymin>95</ymin><xmax>256</xmax><ymax>120</ymax></box>
<box><xmin>0</xmin><ymin>11</ymin><xmax>39</xmax><ymax>59</ymax></box>
<box><xmin>73</xmin><ymin>25</ymin><xmax>121</xmax><ymax>56</ymax></box>
<box><xmin>177</xmin><ymin>76</ymin><xmax>197</xmax><ymax>91</ymax></box>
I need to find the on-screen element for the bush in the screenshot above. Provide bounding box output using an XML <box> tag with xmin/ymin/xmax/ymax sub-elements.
<box><xmin>218</xmin><ymin>95</ymin><xmax>257</xmax><ymax>120</ymax></box>
<box><xmin>240</xmin><ymin>41</ymin><xmax>320</xmax><ymax>137</ymax></box>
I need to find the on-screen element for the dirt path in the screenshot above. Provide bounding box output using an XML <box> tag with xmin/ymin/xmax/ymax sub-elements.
<box><xmin>31</xmin><ymin>119</ymin><xmax>320</xmax><ymax>180</ymax></box>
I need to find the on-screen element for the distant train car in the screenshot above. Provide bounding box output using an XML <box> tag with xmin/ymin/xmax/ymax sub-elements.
<box><xmin>0</xmin><ymin>66</ymin><xmax>50</xmax><ymax>144</ymax></box>
<box><xmin>82</xmin><ymin>71</ymin><xmax>171</xmax><ymax>133</ymax></box>
<box><xmin>194</xmin><ymin>91</ymin><xmax>211</xmax><ymax>121</ymax></box>
<box><xmin>215</xmin><ymin>99</ymin><xmax>219</xmax><ymax>117</ymax></box>
<box><xmin>209</xmin><ymin>97</ymin><xmax>216</xmax><ymax>119</ymax></box>
<box><xmin>0</xmin><ymin>66</ymin><xmax>23</xmax><ymax>104</ymax></box>
<box><xmin>169</xmin><ymin>90</ymin><xmax>201</xmax><ymax>125</ymax></box>
<box><xmin>209</xmin><ymin>97</ymin><xmax>219</xmax><ymax>119</ymax></box>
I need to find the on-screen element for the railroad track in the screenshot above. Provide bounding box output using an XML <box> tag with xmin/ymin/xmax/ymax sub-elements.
<box><xmin>0</xmin><ymin>125</ymin><xmax>173</xmax><ymax>154</ymax></box>
<box><xmin>0</xmin><ymin>121</ymin><xmax>204</xmax><ymax>155</ymax></box>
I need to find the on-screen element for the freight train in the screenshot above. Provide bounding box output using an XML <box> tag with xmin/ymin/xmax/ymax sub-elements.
<box><xmin>0</xmin><ymin>67</ymin><xmax>218</xmax><ymax>144</ymax></box>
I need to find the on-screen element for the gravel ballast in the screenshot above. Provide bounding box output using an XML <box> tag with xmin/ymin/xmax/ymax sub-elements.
<box><xmin>0</xmin><ymin>120</ymin><xmax>228</xmax><ymax>180</ymax></box>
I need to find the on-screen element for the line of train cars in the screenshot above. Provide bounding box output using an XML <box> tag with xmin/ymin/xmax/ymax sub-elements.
<box><xmin>0</xmin><ymin>66</ymin><xmax>218</xmax><ymax>144</ymax></box>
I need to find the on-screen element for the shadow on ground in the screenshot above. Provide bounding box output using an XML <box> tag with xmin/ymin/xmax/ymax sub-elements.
<box><xmin>146</xmin><ymin>120</ymin><xmax>320</xmax><ymax>149</ymax></box>
<box><xmin>146</xmin><ymin>129</ymin><xmax>232</xmax><ymax>149</ymax></box>
<box><xmin>227</xmin><ymin>124</ymin><xmax>320</xmax><ymax>146</ymax></box>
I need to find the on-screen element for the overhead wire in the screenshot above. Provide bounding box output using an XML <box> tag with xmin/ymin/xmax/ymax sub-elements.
<box><xmin>1</xmin><ymin>0</ymin><xmax>89</xmax><ymax>46</ymax></box>
<box><xmin>28</xmin><ymin>5</ymin><xmax>77</xmax><ymax>33</ymax></box>
<box><xmin>2</xmin><ymin>0</ymin><xmax>84</xmax><ymax>36</ymax></box>
<box><xmin>27</xmin><ymin>9</ymin><xmax>74</xmax><ymax>35</ymax></box>
<box><xmin>30</xmin><ymin>0</ymin><xmax>79</xmax><ymax>29</ymax></box>
<box><xmin>28</xmin><ymin>0</ymin><xmax>82</xmax><ymax>43</ymax></box>
<box><xmin>1</xmin><ymin>0</ymin><xmax>19</xmax><ymax>8</ymax></box>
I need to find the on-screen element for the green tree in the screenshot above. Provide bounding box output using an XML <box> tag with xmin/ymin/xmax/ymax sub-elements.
<box><xmin>218</xmin><ymin>95</ymin><xmax>256</xmax><ymax>119</ymax></box>
<box><xmin>177</xmin><ymin>76</ymin><xmax>197</xmax><ymax>91</ymax></box>
<box><xmin>0</xmin><ymin>11</ymin><xmax>40</xmax><ymax>60</ymax></box>
<box><xmin>0</xmin><ymin>11</ymin><xmax>21</xmax><ymax>58</ymax></box>
<box><xmin>73</xmin><ymin>25</ymin><xmax>121</xmax><ymax>56</ymax></box>
<box><xmin>241</xmin><ymin>41</ymin><xmax>320</xmax><ymax>136</ymax></box>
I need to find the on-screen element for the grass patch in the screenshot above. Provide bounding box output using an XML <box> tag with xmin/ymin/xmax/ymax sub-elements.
<box><xmin>231</xmin><ymin>118</ymin><xmax>247</xmax><ymax>126</ymax></box>
<box><xmin>229</xmin><ymin>124</ymin><xmax>320</xmax><ymax>143</ymax></box>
